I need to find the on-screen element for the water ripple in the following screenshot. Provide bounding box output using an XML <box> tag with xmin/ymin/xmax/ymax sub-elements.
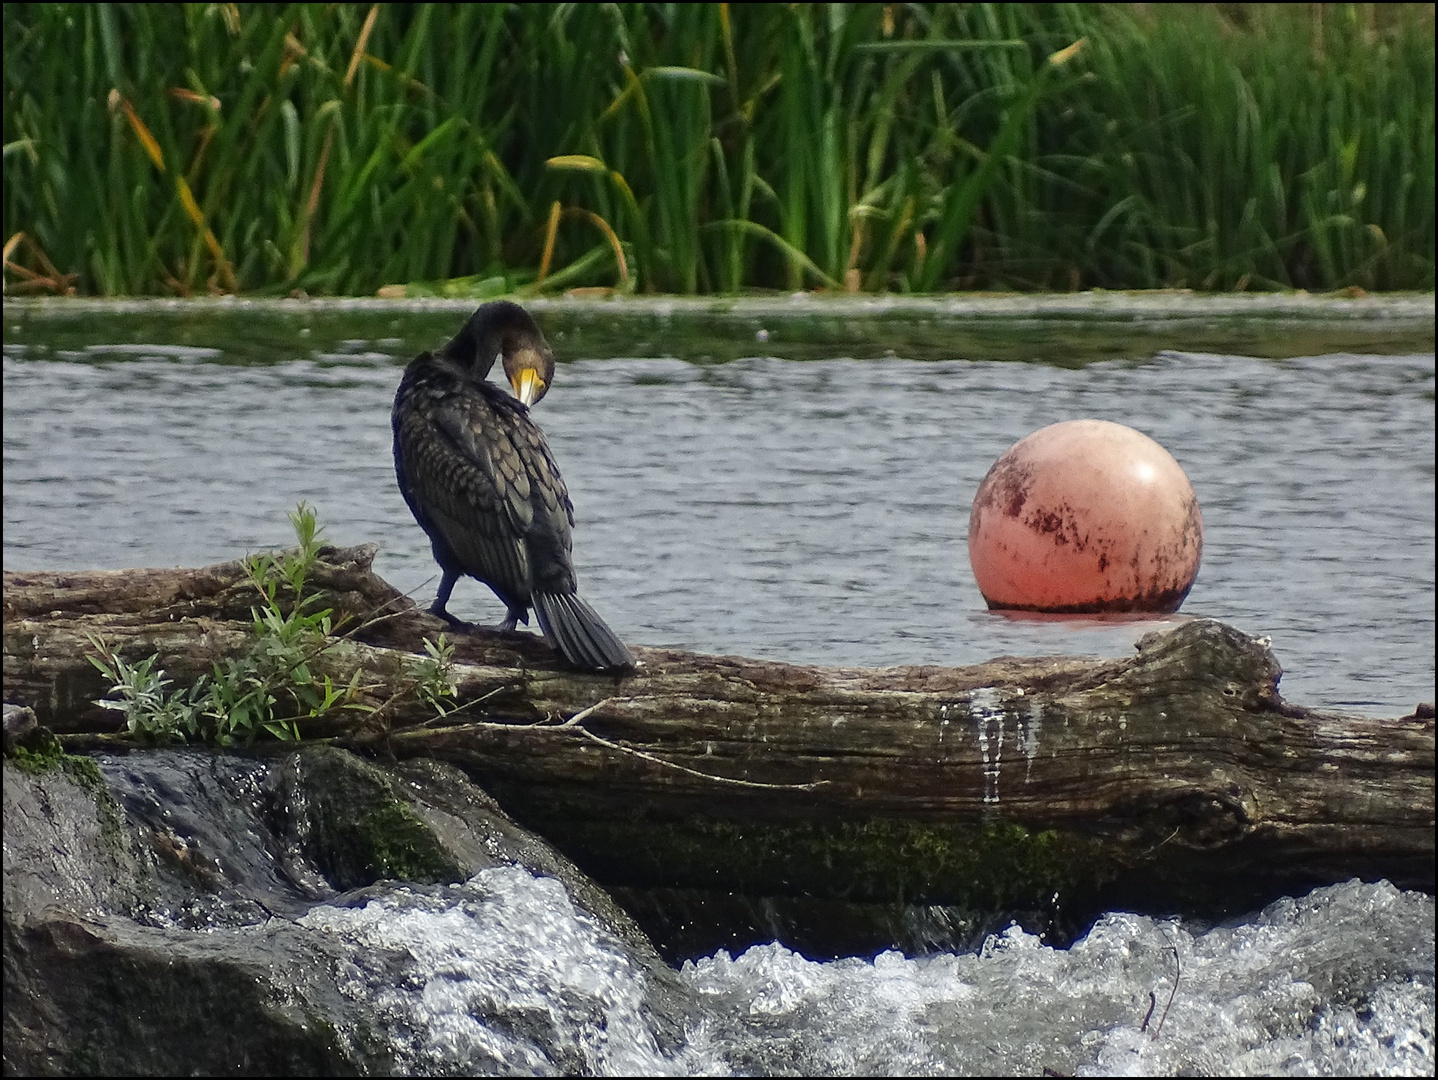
<box><xmin>3</xmin><ymin>341</ymin><xmax>1432</xmax><ymax>715</ymax></box>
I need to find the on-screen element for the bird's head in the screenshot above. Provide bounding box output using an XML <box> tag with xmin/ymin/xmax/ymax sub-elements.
<box><xmin>443</xmin><ymin>300</ymin><xmax>555</xmax><ymax>406</ymax></box>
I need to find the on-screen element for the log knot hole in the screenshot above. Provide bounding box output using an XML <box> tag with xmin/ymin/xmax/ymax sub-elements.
<box><xmin>1149</xmin><ymin>785</ymin><xmax>1254</xmax><ymax>849</ymax></box>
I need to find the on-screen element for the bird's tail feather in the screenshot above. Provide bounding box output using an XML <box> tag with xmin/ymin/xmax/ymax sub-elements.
<box><xmin>533</xmin><ymin>591</ymin><xmax>634</xmax><ymax>672</ymax></box>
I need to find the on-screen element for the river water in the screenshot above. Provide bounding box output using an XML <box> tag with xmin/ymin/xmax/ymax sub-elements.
<box><xmin>3</xmin><ymin>298</ymin><xmax>1435</xmax><ymax>1076</ymax></box>
<box><xmin>3</xmin><ymin>297</ymin><xmax>1434</xmax><ymax>714</ymax></box>
<box><xmin>296</xmin><ymin>867</ymin><xmax>1435</xmax><ymax>1077</ymax></box>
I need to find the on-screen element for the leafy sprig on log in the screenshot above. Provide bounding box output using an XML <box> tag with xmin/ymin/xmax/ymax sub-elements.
<box><xmin>85</xmin><ymin>503</ymin><xmax>454</xmax><ymax>744</ymax></box>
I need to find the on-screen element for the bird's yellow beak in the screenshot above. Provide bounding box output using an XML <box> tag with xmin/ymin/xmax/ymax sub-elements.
<box><xmin>511</xmin><ymin>366</ymin><xmax>547</xmax><ymax>406</ymax></box>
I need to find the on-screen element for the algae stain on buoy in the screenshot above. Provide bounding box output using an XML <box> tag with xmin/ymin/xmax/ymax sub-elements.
<box><xmin>968</xmin><ymin>420</ymin><xmax>1203</xmax><ymax>613</ymax></box>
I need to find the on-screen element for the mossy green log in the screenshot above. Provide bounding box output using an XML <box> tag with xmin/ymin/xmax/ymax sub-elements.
<box><xmin>518</xmin><ymin>813</ymin><xmax>1110</xmax><ymax>912</ymax></box>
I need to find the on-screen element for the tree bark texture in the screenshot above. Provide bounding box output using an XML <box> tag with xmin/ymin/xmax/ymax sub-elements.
<box><xmin>4</xmin><ymin>546</ymin><xmax>1433</xmax><ymax>924</ymax></box>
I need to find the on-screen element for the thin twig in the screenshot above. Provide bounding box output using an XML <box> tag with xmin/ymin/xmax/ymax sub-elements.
<box><xmin>387</xmin><ymin>697</ymin><xmax>829</xmax><ymax>791</ymax></box>
<box><xmin>329</xmin><ymin>571</ymin><xmax>461</xmax><ymax>642</ymax></box>
<box><xmin>1139</xmin><ymin>825</ymin><xmax>1182</xmax><ymax>857</ymax></box>
<box><xmin>1151</xmin><ymin>940</ymin><xmax>1180</xmax><ymax>1039</ymax></box>
<box><xmin>566</xmin><ymin>721</ymin><xmax>828</xmax><ymax>790</ymax></box>
<box><xmin>391</xmin><ymin>697</ymin><xmax>605</xmax><ymax>736</ymax></box>
<box><xmin>551</xmin><ymin>698</ymin><xmax>827</xmax><ymax>790</ymax></box>
<box><xmin>414</xmin><ymin>682</ymin><xmax>526</xmax><ymax>727</ymax></box>
<box><xmin>355</xmin><ymin>687</ymin><xmax>409</xmax><ymax>730</ymax></box>
<box><xmin>331</xmin><ymin>599</ymin><xmax>416</xmax><ymax>640</ymax></box>
<box><xmin>550</xmin><ymin>697</ymin><xmax>614</xmax><ymax>728</ymax></box>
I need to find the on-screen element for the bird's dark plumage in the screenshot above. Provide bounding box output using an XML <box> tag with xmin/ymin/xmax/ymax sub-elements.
<box><xmin>392</xmin><ymin>301</ymin><xmax>633</xmax><ymax>672</ymax></box>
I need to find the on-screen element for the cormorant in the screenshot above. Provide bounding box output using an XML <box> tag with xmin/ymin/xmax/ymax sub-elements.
<box><xmin>392</xmin><ymin>301</ymin><xmax>634</xmax><ymax>672</ymax></box>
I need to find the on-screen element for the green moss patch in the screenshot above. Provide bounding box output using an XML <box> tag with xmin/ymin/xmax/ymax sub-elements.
<box><xmin>285</xmin><ymin>746</ymin><xmax>466</xmax><ymax>889</ymax></box>
<box><xmin>533</xmin><ymin>812</ymin><xmax>1116</xmax><ymax>911</ymax></box>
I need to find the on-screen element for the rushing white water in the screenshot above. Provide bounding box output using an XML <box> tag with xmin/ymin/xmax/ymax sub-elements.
<box><xmin>300</xmin><ymin>868</ymin><xmax>1433</xmax><ymax>1077</ymax></box>
<box><xmin>300</xmin><ymin>868</ymin><xmax>705</xmax><ymax>1076</ymax></box>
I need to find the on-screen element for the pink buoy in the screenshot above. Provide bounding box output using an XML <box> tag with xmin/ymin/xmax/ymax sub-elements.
<box><xmin>968</xmin><ymin>420</ymin><xmax>1203</xmax><ymax>613</ymax></box>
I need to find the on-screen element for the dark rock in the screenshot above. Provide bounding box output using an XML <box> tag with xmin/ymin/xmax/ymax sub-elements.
<box><xmin>3</xmin><ymin>746</ymin><xmax>695</xmax><ymax>1076</ymax></box>
<box><xmin>2</xmin><ymin>703</ymin><xmax>39</xmax><ymax>755</ymax></box>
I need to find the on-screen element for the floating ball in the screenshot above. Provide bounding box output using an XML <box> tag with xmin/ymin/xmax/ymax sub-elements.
<box><xmin>968</xmin><ymin>420</ymin><xmax>1202</xmax><ymax>613</ymax></box>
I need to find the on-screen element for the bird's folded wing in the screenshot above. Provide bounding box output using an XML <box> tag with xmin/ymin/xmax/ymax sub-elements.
<box><xmin>399</xmin><ymin>398</ymin><xmax>533</xmax><ymax>600</ymax></box>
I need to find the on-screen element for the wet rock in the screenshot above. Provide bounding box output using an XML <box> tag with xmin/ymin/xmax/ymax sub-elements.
<box><xmin>2</xmin><ymin>745</ymin><xmax>694</xmax><ymax>1075</ymax></box>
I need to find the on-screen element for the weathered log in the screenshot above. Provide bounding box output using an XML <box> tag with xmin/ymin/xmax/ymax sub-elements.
<box><xmin>4</xmin><ymin>546</ymin><xmax>1433</xmax><ymax>940</ymax></box>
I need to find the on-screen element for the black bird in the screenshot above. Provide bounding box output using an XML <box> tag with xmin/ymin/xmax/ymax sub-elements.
<box><xmin>392</xmin><ymin>301</ymin><xmax>634</xmax><ymax>672</ymax></box>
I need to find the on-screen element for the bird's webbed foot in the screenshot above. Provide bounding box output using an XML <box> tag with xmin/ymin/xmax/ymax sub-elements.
<box><xmin>428</xmin><ymin>600</ymin><xmax>475</xmax><ymax>632</ymax></box>
<box><xmin>429</xmin><ymin>605</ymin><xmax>531</xmax><ymax>638</ymax></box>
<box><xmin>495</xmin><ymin>607</ymin><xmax>530</xmax><ymax>634</ymax></box>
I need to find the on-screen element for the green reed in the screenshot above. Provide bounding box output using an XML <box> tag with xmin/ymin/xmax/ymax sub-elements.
<box><xmin>3</xmin><ymin>3</ymin><xmax>1432</xmax><ymax>296</ymax></box>
<box><xmin>1041</xmin><ymin>4</ymin><xmax>1436</xmax><ymax>291</ymax></box>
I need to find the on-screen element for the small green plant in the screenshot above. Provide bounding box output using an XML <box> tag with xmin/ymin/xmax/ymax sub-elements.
<box><xmin>413</xmin><ymin>634</ymin><xmax>458</xmax><ymax>717</ymax></box>
<box><xmin>87</xmin><ymin>503</ymin><xmax>373</xmax><ymax>745</ymax></box>
<box><xmin>87</xmin><ymin>642</ymin><xmax>209</xmax><ymax>743</ymax></box>
<box><xmin>247</xmin><ymin>501</ymin><xmax>324</xmax><ymax>588</ymax></box>
<box><xmin>227</xmin><ymin>502</ymin><xmax>359</xmax><ymax>739</ymax></box>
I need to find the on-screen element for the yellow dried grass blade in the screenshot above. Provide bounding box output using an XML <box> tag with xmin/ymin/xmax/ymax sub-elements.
<box><xmin>1047</xmin><ymin>38</ymin><xmax>1086</xmax><ymax>68</ymax></box>
<box><xmin>120</xmin><ymin>98</ymin><xmax>165</xmax><ymax>172</ymax></box>
<box><xmin>167</xmin><ymin>87</ymin><xmax>221</xmax><ymax>111</ymax></box>
<box><xmin>176</xmin><ymin>176</ymin><xmax>206</xmax><ymax>230</ymax></box>
<box><xmin>176</xmin><ymin>176</ymin><xmax>232</xmax><ymax>286</ymax></box>
<box><xmin>546</xmin><ymin>154</ymin><xmax>609</xmax><ymax>173</ymax></box>
<box><xmin>537</xmin><ymin>200</ymin><xmax>562</xmax><ymax>284</ymax></box>
<box><xmin>573</xmin><ymin>209</ymin><xmax>629</xmax><ymax>285</ymax></box>
<box><xmin>347</xmin><ymin>5</ymin><xmax>380</xmax><ymax>88</ymax></box>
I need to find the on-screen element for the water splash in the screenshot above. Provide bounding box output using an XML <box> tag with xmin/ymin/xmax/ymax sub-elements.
<box><xmin>300</xmin><ymin>867</ymin><xmax>706</xmax><ymax>1076</ymax></box>
<box><xmin>682</xmin><ymin>879</ymin><xmax>1434</xmax><ymax>1077</ymax></box>
<box><xmin>296</xmin><ymin>870</ymin><xmax>1431</xmax><ymax>1077</ymax></box>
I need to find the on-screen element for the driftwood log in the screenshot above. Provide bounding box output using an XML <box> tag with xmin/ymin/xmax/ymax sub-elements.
<box><xmin>4</xmin><ymin>544</ymin><xmax>1433</xmax><ymax>946</ymax></box>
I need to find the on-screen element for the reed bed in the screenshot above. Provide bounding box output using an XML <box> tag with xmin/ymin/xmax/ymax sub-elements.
<box><xmin>3</xmin><ymin>3</ymin><xmax>1432</xmax><ymax>297</ymax></box>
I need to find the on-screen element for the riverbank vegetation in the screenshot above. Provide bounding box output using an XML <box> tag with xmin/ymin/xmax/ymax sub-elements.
<box><xmin>3</xmin><ymin>3</ymin><xmax>1433</xmax><ymax>297</ymax></box>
